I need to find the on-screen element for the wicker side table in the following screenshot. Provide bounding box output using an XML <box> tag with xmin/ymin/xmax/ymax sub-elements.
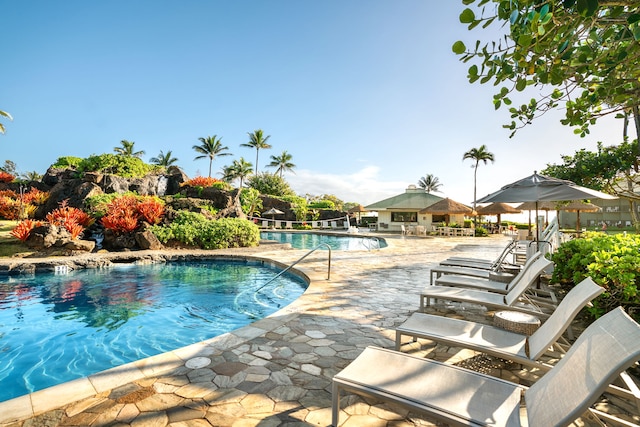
<box><xmin>494</xmin><ymin>311</ymin><xmax>541</xmax><ymax>336</ymax></box>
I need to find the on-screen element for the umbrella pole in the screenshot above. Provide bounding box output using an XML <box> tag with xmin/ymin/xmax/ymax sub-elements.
<box><xmin>535</xmin><ymin>202</ymin><xmax>540</xmax><ymax>245</ymax></box>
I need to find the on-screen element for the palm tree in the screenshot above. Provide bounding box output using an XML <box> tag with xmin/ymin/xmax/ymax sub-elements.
<box><xmin>114</xmin><ymin>140</ymin><xmax>145</xmax><ymax>158</ymax></box>
<box><xmin>149</xmin><ymin>150</ymin><xmax>178</xmax><ymax>166</ymax></box>
<box><xmin>241</xmin><ymin>129</ymin><xmax>272</xmax><ymax>175</ymax></box>
<box><xmin>418</xmin><ymin>174</ymin><xmax>442</xmax><ymax>194</ymax></box>
<box><xmin>222</xmin><ymin>157</ymin><xmax>254</xmax><ymax>188</ymax></box>
<box><xmin>463</xmin><ymin>145</ymin><xmax>495</xmax><ymax>215</ymax></box>
<box><xmin>21</xmin><ymin>171</ymin><xmax>43</xmax><ymax>182</ymax></box>
<box><xmin>193</xmin><ymin>135</ymin><xmax>232</xmax><ymax>178</ymax></box>
<box><xmin>0</xmin><ymin>110</ymin><xmax>12</xmax><ymax>135</ymax></box>
<box><xmin>267</xmin><ymin>150</ymin><xmax>296</xmax><ymax>178</ymax></box>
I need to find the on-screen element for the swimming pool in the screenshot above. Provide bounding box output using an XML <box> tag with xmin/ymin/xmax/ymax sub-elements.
<box><xmin>0</xmin><ymin>258</ymin><xmax>307</xmax><ymax>402</ymax></box>
<box><xmin>260</xmin><ymin>231</ymin><xmax>386</xmax><ymax>250</ymax></box>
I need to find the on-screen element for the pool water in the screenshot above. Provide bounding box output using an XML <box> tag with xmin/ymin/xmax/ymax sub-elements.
<box><xmin>260</xmin><ymin>231</ymin><xmax>386</xmax><ymax>250</ymax></box>
<box><xmin>0</xmin><ymin>259</ymin><xmax>307</xmax><ymax>402</ymax></box>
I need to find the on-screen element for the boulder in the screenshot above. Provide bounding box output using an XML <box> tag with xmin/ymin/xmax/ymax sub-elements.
<box><xmin>64</xmin><ymin>239</ymin><xmax>96</xmax><ymax>252</ymax></box>
<box><xmin>102</xmin><ymin>229</ymin><xmax>137</xmax><ymax>251</ymax></box>
<box><xmin>135</xmin><ymin>230</ymin><xmax>164</xmax><ymax>250</ymax></box>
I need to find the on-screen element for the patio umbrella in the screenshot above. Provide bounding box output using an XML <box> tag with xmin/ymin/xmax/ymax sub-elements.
<box><xmin>419</xmin><ymin>198</ymin><xmax>473</xmax><ymax>226</ymax></box>
<box><xmin>348</xmin><ymin>204</ymin><xmax>366</xmax><ymax>222</ymax></box>
<box><xmin>518</xmin><ymin>200</ymin><xmax>601</xmax><ymax>231</ymax></box>
<box><xmin>475</xmin><ymin>202</ymin><xmax>521</xmax><ymax>227</ymax></box>
<box><xmin>477</xmin><ymin>171</ymin><xmax>616</xmax><ymax>241</ymax></box>
<box><xmin>558</xmin><ymin>200</ymin><xmax>601</xmax><ymax>231</ymax></box>
<box><xmin>262</xmin><ymin>207</ymin><xmax>284</xmax><ymax>226</ymax></box>
<box><xmin>518</xmin><ymin>201</ymin><xmax>558</xmax><ymax>235</ymax></box>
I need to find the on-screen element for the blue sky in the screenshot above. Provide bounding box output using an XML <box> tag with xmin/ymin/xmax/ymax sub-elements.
<box><xmin>1</xmin><ymin>1</ymin><xmax>622</xmax><ymax>211</ymax></box>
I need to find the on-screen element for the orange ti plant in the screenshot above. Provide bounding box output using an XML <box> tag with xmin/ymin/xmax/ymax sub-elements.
<box><xmin>182</xmin><ymin>176</ymin><xmax>221</xmax><ymax>187</ymax></box>
<box><xmin>0</xmin><ymin>171</ymin><xmax>15</xmax><ymax>183</ymax></box>
<box><xmin>136</xmin><ymin>197</ymin><xmax>165</xmax><ymax>225</ymax></box>
<box><xmin>45</xmin><ymin>200</ymin><xmax>95</xmax><ymax>239</ymax></box>
<box><xmin>100</xmin><ymin>195</ymin><xmax>140</xmax><ymax>234</ymax></box>
<box><xmin>11</xmin><ymin>219</ymin><xmax>44</xmax><ymax>241</ymax></box>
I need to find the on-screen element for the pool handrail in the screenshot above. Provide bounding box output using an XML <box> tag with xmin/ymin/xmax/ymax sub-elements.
<box><xmin>234</xmin><ymin>243</ymin><xmax>333</xmax><ymax>314</ymax></box>
<box><xmin>257</xmin><ymin>242</ymin><xmax>332</xmax><ymax>292</ymax></box>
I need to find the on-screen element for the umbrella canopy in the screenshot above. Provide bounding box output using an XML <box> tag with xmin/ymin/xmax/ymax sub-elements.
<box><xmin>476</xmin><ymin>202</ymin><xmax>521</xmax><ymax>215</ymax></box>
<box><xmin>519</xmin><ymin>200</ymin><xmax>601</xmax><ymax>232</ymax></box>
<box><xmin>476</xmin><ymin>202</ymin><xmax>522</xmax><ymax>228</ymax></box>
<box><xmin>477</xmin><ymin>171</ymin><xmax>616</xmax><ymax>204</ymax></box>
<box><xmin>262</xmin><ymin>207</ymin><xmax>284</xmax><ymax>216</ymax></box>
<box><xmin>477</xmin><ymin>171</ymin><xmax>616</xmax><ymax>240</ymax></box>
<box><xmin>348</xmin><ymin>204</ymin><xmax>367</xmax><ymax>223</ymax></box>
<box><xmin>420</xmin><ymin>198</ymin><xmax>473</xmax><ymax>215</ymax></box>
<box><xmin>263</xmin><ymin>208</ymin><xmax>284</xmax><ymax>228</ymax></box>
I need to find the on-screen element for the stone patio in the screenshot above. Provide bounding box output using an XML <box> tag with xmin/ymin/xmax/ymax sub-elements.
<box><xmin>0</xmin><ymin>233</ymin><xmax>636</xmax><ymax>426</ymax></box>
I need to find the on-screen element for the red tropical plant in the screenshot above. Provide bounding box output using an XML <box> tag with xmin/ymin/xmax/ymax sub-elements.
<box><xmin>22</xmin><ymin>188</ymin><xmax>49</xmax><ymax>205</ymax></box>
<box><xmin>182</xmin><ymin>176</ymin><xmax>221</xmax><ymax>187</ymax></box>
<box><xmin>0</xmin><ymin>190</ymin><xmax>18</xmax><ymax>198</ymax></box>
<box><xmin>45</xmin><ymin>200</ymin><xmax>95</xmax><ymax>238</ymax></box>
<box><xmin>0</xmin><ymin>196</ymin><xmax>20</xmax><ymax>220</ymax></box>
<box><xmin>101</xmin><ymin>214</ymin><xmax>139</xmax><ymax>233</ymax></box>
<box><xmin>66</xmin><ymin>222</ymin><xmax>85</xmax><ymax>240</ymax></box>
<box><xmin>100</xmin><ymin>195</ymin><xmax>140</xmax><ymax>234</ymax></box>
<box><xmin>0</xmin><ymin>171</ymin><xmax>15</xmax><ymax>183</ymax></box>
<box><xmin>10</xmin><ymin>219</ymin><xmax>44</xmax><ymax>241</ymax></box>
<box><xmin>136</xmin><ymin>197</ymin><xmax>164</xmax><ymax>225</ymax></box>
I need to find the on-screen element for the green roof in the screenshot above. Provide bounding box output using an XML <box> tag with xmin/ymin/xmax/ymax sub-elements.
<box><xmin>365</xmin><ymin>188</ymin><xmax>444</xmax><ymax>210</ymax></box>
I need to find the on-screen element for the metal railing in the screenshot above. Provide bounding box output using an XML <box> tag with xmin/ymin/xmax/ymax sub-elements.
<box><xmin>234</xmin><ymin>243</ymin><xmax>332</xmax><ymax>313</ymax></box>
<box><xmin>361</xmin><ymin>236</ymin><xmax>381</xmax><ymax>251</ymax></box>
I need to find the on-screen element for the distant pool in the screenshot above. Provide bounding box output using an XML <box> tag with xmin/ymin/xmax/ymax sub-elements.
<box><xmin>260</xmin><ymin>231</ymin><xmax>386</xmax><ymax>250</ymax></box>
<box><xmin>0</xmin><ymin>258</ymin><xmax>308</xmax><ymax>402</ymax></box>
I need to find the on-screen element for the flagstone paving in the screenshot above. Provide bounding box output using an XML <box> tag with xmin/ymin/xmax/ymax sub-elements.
<box><xmin>0</xmin><ymin>233</ymin><xmax>636</xmax><ymax>426</ymax></box>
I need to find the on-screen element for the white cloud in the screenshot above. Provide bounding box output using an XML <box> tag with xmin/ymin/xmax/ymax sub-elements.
<box><xmin>286</xmin><ymin>165</ymin><xmax>409</xmax><ymax>205</ymax></box>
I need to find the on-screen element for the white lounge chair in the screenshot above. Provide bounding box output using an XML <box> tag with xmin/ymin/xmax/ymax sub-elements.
<box><xmin>332</xmin><ymin>307</ymin><xmax>640</xmax><ymax>427</ymax></box>
<box><xmin>430</xmin><ymin>251</ymin><xmax>542</xmax><ymax>286</ymax></box>
<box><xmin>397</xmin><ymin>277</ymin><xmax>604</xmax><ymax>368</ymax></box>
<box><xmin>439</xmin><ymin>239</ymin><xmax>519</xmax><ymax>270</ymax></box>
<box><xmin>428</xmin><ymin>255</ymin><xmax>552</xmax><ymax>296</ymax></box>
<box><xmin>420</xmin><ymin>258</ymin><xmax>556</xmax><ymax>317</ymax></box>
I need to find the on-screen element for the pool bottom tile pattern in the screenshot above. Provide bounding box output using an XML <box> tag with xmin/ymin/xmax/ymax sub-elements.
<box><xmin>0</xmin><ymin>235</ymin><xmax>635</xmax><ymax>426</ymax></box>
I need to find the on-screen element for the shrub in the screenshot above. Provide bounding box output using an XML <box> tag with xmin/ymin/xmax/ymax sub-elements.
<box><xmin>474</xmin><ymin>226</ymin><xmax>488</xmax><ymax>237</ymax></box>
<box><xmin>22</xmin><ymin>188</ymin><xmax>49</xmax><ymax>205</ymax></box>
<box><xmin>85</xmin><ymin>193</ymin><xmax>128</xmax><ymax>217</ymax></box>
<box><xmin>94</xmin><ymin>194</ymin><xmax>165</xmax><ymax>234</ymax></box>
<box><xmin>136</xmin><ymin>197</ymin><xmax>165</xmax><ymax>225</ymax></box>
<box><xmin>51</xmin><ymin>156</ymin><xmax>84</xmax><ymax>169</ymax></box>
<box><xmin>46</xmin><ymin>200</ymin><xmax>94</xmax><ymax>238</ymax></box>
<box><xmin>247</xmin><ymin>172</ymin><xmax>295</xmax><ymax>197</ymax></box>
<box><xmin>182</xmin><ymin>176</ymin><xmax>223</xmax><ymax>188</ymax></box>
<box><xmin>308</xmin><ymin>201</ymin><xmax>335</xmax><ymax>209</ymax></box>
<box><xmin>10</xmin><ymin>219</ymin><xmax>44</xmax><ymax>241</ymax></box>
<box><xmin>100</xmin><ymin>195</ymin><xmax>140</xmax><ymax>234</ymax></box>
<box><xmin>150</xmin><ymin>212</ymin><xmax>259</xmax><ymax>249</ymax></box>
<box><xmin>0</xmin><ymin>171</ymin><xmax>15</xmax><ymax>183</ymax></box>
<box><xmin>80</xmin><ymin>154</ymin><xmax>160</xmax><ymax>178</ymax></box>
<box><xmin>0</xmin><ymin>196</ymin><xmax>20</xmax><ymax>220</ymax></box>
<box><xmin>551</xmin><ymin>231</ymin><xmax>640</xmax><ymax>321</ymax></box>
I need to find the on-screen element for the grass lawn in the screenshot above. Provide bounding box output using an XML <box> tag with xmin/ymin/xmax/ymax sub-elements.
<box><xmin>0</xmin><ymin>220</ymin><xmax>33</xmax><ymax>258</ymax></box>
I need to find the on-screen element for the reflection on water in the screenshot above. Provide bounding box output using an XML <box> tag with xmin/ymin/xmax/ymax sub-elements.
<box><xmin>0</xmin><ymin>260</ymin><xmax>307</xmax><ymax>402</ymax></box>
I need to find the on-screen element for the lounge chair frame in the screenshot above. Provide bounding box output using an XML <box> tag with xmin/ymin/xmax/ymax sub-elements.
<box><xmin>332</xmin><ymin>307</ymin><xmax>640</xmax><ymax>427</ymax></box>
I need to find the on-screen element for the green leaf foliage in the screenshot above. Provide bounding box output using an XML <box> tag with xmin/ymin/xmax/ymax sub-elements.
<box><xmin>150</xmin><ymin>211</ymin><xmax>259</xmax><ymax>249</ymax></box>
<box><xmin>452</xmin><ymin>40</ymin><xmax>466</xmax><ymax>54</ymax></box>
<box><xmin>455</xmin><ymin>0</ymin><xmax>640</xmax><ymax>137</ymax></box>
<box><xmin>551</xmin><ymin>232</ymin><xmax>640</xmax><ymax>322</ymax></box>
